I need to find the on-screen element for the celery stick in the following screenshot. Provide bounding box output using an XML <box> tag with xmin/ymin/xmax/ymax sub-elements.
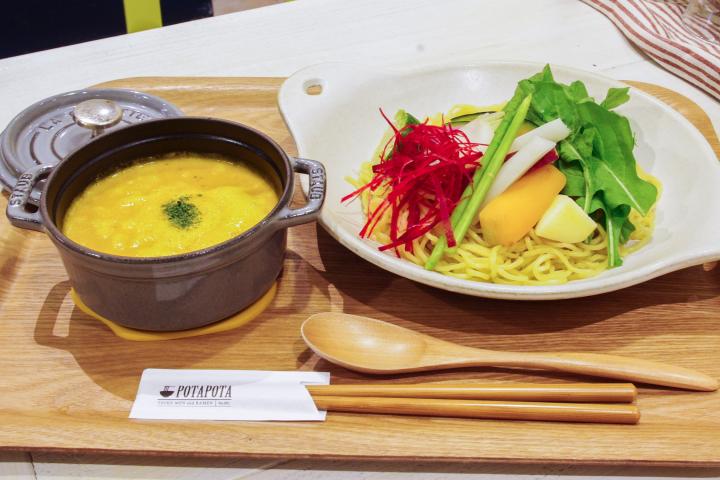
<box><xmin>424</xmin><ymin>95</ymin><xmax>532</xmax><ymax>270</ymax></box>
<box><xmin>423</xmin><ymin>98</ymin><xmax>521</xmax><ymax>268</ymax></box>
<box><xmin>424</xmin><ymin>95</ymin><xmax>526</xmax><ymax>266</ymax></box>
<box><xmin>451</xmin><ymin>95</ymin><xmax>533</xmax><ymax>250</ymax></box>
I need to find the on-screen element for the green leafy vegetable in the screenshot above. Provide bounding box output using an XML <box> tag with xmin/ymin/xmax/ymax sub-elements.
<box><xmin>557</xmin><ymin>131</ymin><xmax>595</xmax><ymax>212</ymax></box>
<box><xmin>519</xmin><ymin>65</ymin><xmax>657</xmax><ymax>266</ymax></box>
<box><xmin>576</xmin><ymin>101</ymin><xmax>656</xmax><ymax>217</ymax></box>
<box><xmin>601</xmin><ymin>87</ymin><xmax>631</xmax><ymax>110</ymax></box>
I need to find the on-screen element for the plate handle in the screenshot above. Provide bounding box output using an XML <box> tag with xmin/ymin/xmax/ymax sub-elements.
<box><xmin>274</xmin><ymin>157</ymin><xmax>326</xmax><ymax>229</ymax></box>
<box><xmin>278</xmin><ymin>63</ymin><xmax>378</xmax><ymax>120</ymax></box>
<box><xmin>6</xmin><ymin>164</ymin><xmax>53</xmax><ymax>232</ymax></box>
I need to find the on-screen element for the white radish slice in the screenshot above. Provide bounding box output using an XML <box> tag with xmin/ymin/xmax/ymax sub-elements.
<box><xmin>481</xmin><ymin>136</ymin><xmax>557</xmax><ymax>209</ymax></box>
<box><xmin>460</xmin><ymin>117</ymin><xmax>494</xmax><ymax>150</ymax></box>
<box><xmin>510</xmin><ymin>118</ymin><xmax>571</xmax><ymax>152</ymax></box>
<box><xmin>459</xmin><ymin>112</ymin><xmax>504</xmax><ymax>149</ymax></box>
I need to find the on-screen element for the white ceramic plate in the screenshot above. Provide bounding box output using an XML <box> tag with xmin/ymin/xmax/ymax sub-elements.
<box><xmin>279</xmin><ymin>62</ymin><xmax>720</xmax><ymax>300</ymax></box>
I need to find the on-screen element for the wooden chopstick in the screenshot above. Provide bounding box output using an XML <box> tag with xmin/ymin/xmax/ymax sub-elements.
<box><xmin>306</xmin><ymin>383</ymin><xmax>637</xmax><ymax>403</ymax></box>
<box><xmin>311</xmin><ymin>396</ymin><xmax>640</xmax><ymax>424</ymax></box>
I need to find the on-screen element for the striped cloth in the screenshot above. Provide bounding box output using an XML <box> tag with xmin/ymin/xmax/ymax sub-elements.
<box><xmin>581</xmin><ymin>0</ymin><xmax>720</xmax><ymax>100</ymax></box>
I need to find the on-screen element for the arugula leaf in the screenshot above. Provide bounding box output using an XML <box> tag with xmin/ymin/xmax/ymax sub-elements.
<box><xmin>557</xmin><ymin>128</ymin><xmax>599</xmax><ymax>212</ymax></box>
<box><xmin>557</xmin><ymin>155</ymin><xmax>585</xmax><ymax>197</ymax></box>
<box><xmin>578</xmin><ymin>195</ymin><xmax>630</xmax><ymax>267</ymax></box>
<box><xmin>558</xmin><ymin>140</ymin><xmax>593</xmax><ymax>211</ymax></box>
<box><xmin>519</xmin><ymin>81</ymin><xmax>577</xmax><ymax>129</ymax></box>
<box><xmin>601</xmin><ymin>87</ymin><xmax>631</xmax><ymax>110</ymax></box>
<box><xmin>604</xmin><ymin>202</ymin><xmax>632</xmax><ymax>267</ymax></box>
<box><xmin>518</xmin><ymin>65</ymin><xmax>657</xmax><ymax>267</ymax></box>
<box><xmin>620</xmin><ymin>216</ymin><xmax>636</xmax><ymax>245</ymax></box>
<box><xmin>567</xmin><ymin>80</ymin><xmax>594</xmax><ymax>104</ymax></box>
<box><xmin>576</xmin><ymin>102</ymin><xmax>657</xmax><ymax>216</ymax></box>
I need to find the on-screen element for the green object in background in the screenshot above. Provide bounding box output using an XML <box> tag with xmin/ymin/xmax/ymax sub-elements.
<box><xmin>123</xmin><ymin>0</ymin><xmax>163</xmax><ymax>33</ymax></box>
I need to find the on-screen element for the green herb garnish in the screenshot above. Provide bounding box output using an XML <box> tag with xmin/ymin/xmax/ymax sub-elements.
<box><xmin>163</xmin><ymin>196</ymin><xmax>200</xmax><ymax>229</ymax></box>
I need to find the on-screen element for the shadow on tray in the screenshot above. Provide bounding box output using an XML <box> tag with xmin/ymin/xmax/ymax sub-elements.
<box><xmin>313</xmin><ymin>223</ymin><xmax>720</xmax><ymax>337</ymax></box>
<box><xmin>30</xmin><ymin>222</ymin><xmax>720</xmax><ymax>398</ymax></box>
<box><xmin>33</xmin><ymin>280</ymin><xmax>274</xmax><ymax>400</ymax></box>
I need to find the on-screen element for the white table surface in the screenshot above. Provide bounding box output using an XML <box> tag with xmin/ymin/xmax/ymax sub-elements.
<box><xmin>0</xmin><ymin>0</ymin><xmax>718</xmax><ymax>478</ymax></box>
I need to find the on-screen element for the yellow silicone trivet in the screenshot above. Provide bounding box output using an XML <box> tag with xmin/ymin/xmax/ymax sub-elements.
<box><xmin>70</xmin><ymin>282</ymin><xmax>277</xmax><ymax>341</ymax></box>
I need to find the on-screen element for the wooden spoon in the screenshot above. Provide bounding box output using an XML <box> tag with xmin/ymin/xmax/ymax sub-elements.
<box><xmin>301</xmin><ymin>313</ymin><xmax>718</xmax><ymax>391</ymax></box>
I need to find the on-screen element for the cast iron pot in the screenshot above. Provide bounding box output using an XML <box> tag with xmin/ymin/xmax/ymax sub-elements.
<box><xmin>6</xmin><ymin>117</ymin><xmax>326</xmax><ymax>331</ymax></box>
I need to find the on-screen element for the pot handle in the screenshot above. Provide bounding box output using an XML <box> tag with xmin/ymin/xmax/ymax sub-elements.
<box><xmin>275</xmin><ymin>157</ymin><xmax>326</xmax><ymax>228</ymax></box>
<box><xmin>6</xmin><ymin>164</ymin><xmax>53</xmax><ymax>232</ymax></box>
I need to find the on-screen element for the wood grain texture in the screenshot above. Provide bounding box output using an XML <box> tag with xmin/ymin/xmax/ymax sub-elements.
<box><xmin>306</xmin><ymin>383</ymin><xmax>638</xmax><ymax>403</ymax></box>
<box><xmin>0</xmin><ymin>77</ymin><xmax>719</xmax><ymax>465</ymax></box>
<box><xmin>25</xmin><ymin>452</ymin><xmax>720</xmax><ymax>479</ymax></box>
<box><xmin>311</xmin><ymin>397</ymin><xmax>641</xmax><ymax>424</ymax></box>
<box><xmin>301</xmin><ymin>312</ymin><xmax>717</xmax><ymax>390</ymax></box>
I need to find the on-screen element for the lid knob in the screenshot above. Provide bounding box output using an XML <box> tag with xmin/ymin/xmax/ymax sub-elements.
<box><xmin>73</xmin><ymin>99</ymin><xmax>123</xmax><ymax>137</ymax></box>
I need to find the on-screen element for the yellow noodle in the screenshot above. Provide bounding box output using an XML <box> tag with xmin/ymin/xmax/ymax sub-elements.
<box><xmin>348</xmin><ymin>110</ymin><xmax>660</xmax><ymax>286</ymax></box>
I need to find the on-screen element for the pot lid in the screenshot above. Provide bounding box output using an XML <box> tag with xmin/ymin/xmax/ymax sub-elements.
<box><xmin>0</xmin><ymin>88</ymin><xmax>183</xmax><ymax>205</ymax></box>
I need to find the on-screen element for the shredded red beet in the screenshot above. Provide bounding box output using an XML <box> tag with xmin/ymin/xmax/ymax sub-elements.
<box><xmin>342</xmin><ymin>110</ymin><xmax>484</xmax><ymax>255</ymax></box>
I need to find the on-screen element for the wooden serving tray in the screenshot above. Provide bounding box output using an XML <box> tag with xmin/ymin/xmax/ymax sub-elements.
<box><xmin>1</xmin><ymin>77</ymin><xmax>719</xmax><ymax>466</ymax></box>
